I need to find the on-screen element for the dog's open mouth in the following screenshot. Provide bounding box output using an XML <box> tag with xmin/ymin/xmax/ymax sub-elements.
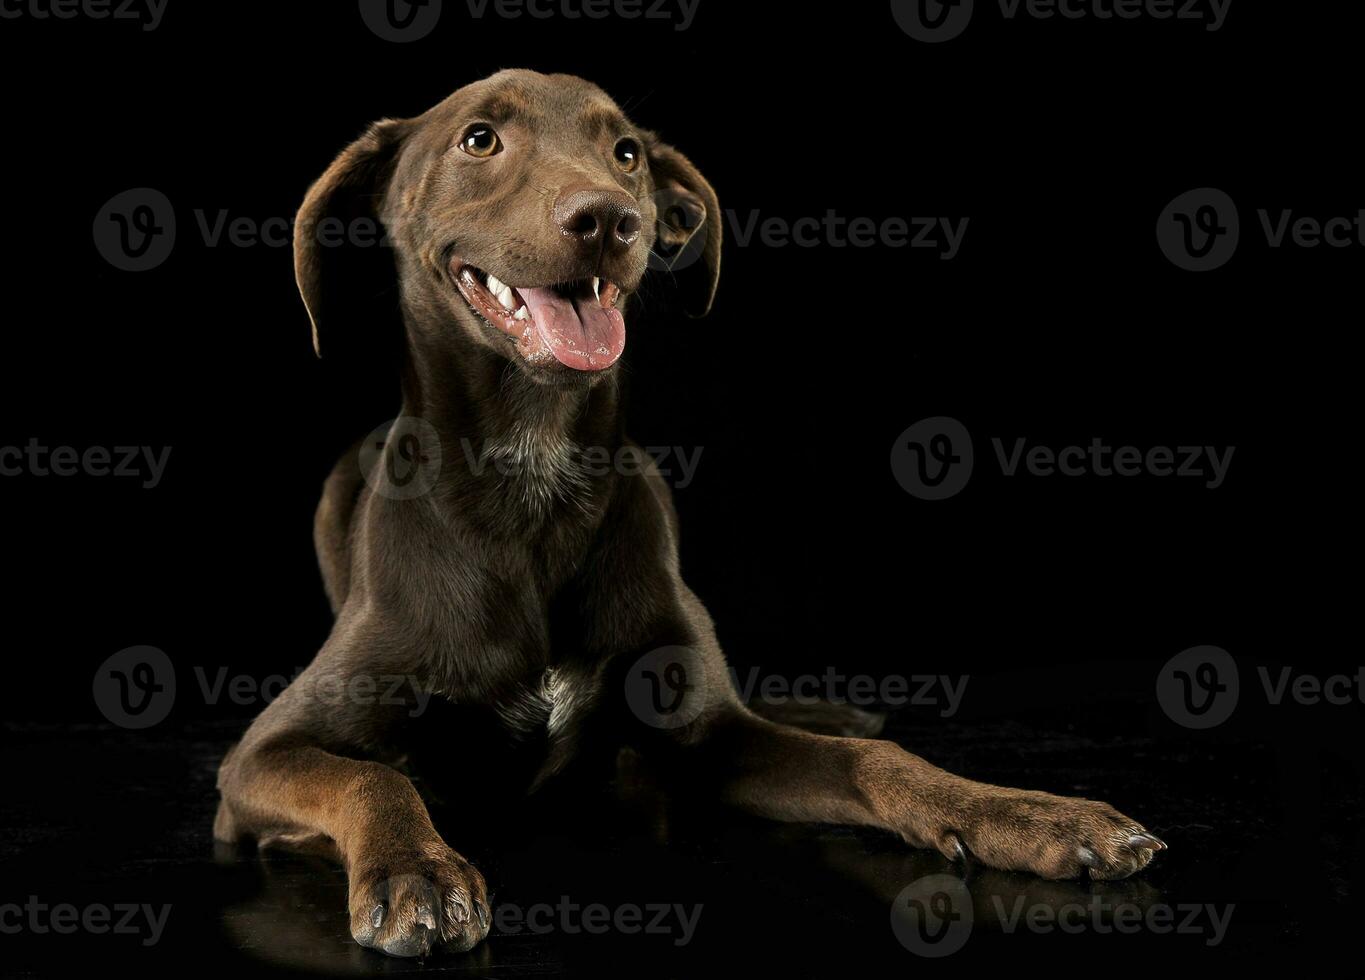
<box><xmin>453</xmin><ymin>260</ymin><xmax>626</xmax><ymax>372</ymax></box>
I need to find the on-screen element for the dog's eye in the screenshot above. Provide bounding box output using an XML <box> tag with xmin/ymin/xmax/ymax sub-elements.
<box><xmin>459</xmin><ymin>124</ymin><xmax>502</xmax><ymax>158</ymax></box>
<box><xmin>613</xmin><ymin>138</ymin><xmax>641</xmax><ymax>174</ymax></box>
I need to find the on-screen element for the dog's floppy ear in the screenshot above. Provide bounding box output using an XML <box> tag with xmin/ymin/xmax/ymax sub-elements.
<box><xmin>295</xmin><ymin>118</ymin><xmax>413</xmax><ymax>356</ymax></box>
<box><xmin>647</xmin><ymin>140</ymin><xmax>722</xmax><ymax>318</ymax></box>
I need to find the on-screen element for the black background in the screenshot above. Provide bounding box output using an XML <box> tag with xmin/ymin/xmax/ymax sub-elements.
<box><xmin>1</xmin><ymin>0</ymin><xmax>1359</xmax><ymax>976</ymax></box>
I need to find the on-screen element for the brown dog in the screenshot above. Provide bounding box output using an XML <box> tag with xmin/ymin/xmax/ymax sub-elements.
<box><xmin>214</xmin><ymin>69</ymin><xmax>1164</xmax><ymax>958</ymax></box>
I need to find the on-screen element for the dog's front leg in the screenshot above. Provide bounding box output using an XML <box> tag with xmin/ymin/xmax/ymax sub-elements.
<box><xmin>588</xmin><ymin>478</ymin><xmax>1164</xmax><ymax>880</ymax></box>
<box><xmin>682</xmin><ymin>706</ymin><xmax>1165</xmax><ymax>880</ymax></box>
<box><xmin>216</xmin><ymin>698</ymin><xmax>491</xmax><ymax>955</ymax></box>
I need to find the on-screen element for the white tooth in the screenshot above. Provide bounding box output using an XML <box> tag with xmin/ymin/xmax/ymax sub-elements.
<box><xmin>592</xmin><ymin>277</ymin><xmax>601</xmax><ymax>300</ymax></box>
<box><xmin>484</xmin><ymin>275</ymin><xmax>514</xmax><ymax>310</ymax></box>
<box><xmin>514</xmin><ymin>305</ymin><xmax>529</xmax><ymax>321</ymax></box>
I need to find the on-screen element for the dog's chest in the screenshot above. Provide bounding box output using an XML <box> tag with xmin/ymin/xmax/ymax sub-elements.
<box><xmin>494</xmin><ymin>665</ymin><xmax>599</xmax><ymax>742</ymax></box>
<box><xmin>481</xmin><ymin>424</ymin><xmax>592</xmax><ymax>523</ymax></box>
<box><xmin>402</xmin><ymin>664</ymin><xmax>603</xmax><ymax>798</ymax></box>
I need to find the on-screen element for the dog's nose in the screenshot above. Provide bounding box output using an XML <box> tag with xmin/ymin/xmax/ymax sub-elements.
<box><xmin>554</xmin><ymin>190</ymin><xmax>643</xmax><ymax>252</ymax></box>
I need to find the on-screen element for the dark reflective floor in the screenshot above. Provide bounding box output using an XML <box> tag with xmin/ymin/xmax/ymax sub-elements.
<box><xmin>2</xmin><ymin>706</ymin><xmax>1358</xmax><ymax>977</ymax></box>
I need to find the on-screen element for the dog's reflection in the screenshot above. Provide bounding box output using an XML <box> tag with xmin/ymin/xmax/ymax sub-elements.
<box><xmin>816</xmin><ymin>835</ymin><xmax>1165</xmax><ymax>950</ymax></box>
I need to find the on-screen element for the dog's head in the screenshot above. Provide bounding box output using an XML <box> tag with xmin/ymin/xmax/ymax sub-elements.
<box><xmin>295</xmin><ymin>70</ymin><xmax>720</xmax><ymax>384</ymax></box>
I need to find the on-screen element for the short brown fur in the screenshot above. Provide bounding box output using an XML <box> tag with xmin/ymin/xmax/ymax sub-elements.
<box><xmin>215</xmin><ymin>70</ymin><xmax>1163</xmax><ymax>958</ymax></box>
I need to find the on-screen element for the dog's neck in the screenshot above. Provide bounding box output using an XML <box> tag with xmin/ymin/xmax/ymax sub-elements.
<box><xmin>400</xmin><ymin>341</ymin><xmax>624</xmax><ymax>525</ymax></box>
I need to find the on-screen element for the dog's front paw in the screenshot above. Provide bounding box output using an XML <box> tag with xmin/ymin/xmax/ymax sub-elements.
<box><xmin>954</xmin><ymin>789</ymin><xmax>1166</xmax><ymax>881</ymax></box>
<box><xmin>347</xmin><ymin>838</ymin><xmax>490</xmax><ymax>957</ymax></box>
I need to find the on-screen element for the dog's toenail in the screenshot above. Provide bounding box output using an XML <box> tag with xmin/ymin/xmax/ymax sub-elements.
<box><xmin>1128</xmin><ymin>833</ymin><xmax>1167</xmax><ymax>851</ymax></box>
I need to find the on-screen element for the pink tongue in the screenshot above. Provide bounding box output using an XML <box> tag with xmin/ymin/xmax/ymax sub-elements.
<box><xmin>518</xmin><ymin>287</ymin><xmax>626</xmax><ymax>372</ymax></box>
